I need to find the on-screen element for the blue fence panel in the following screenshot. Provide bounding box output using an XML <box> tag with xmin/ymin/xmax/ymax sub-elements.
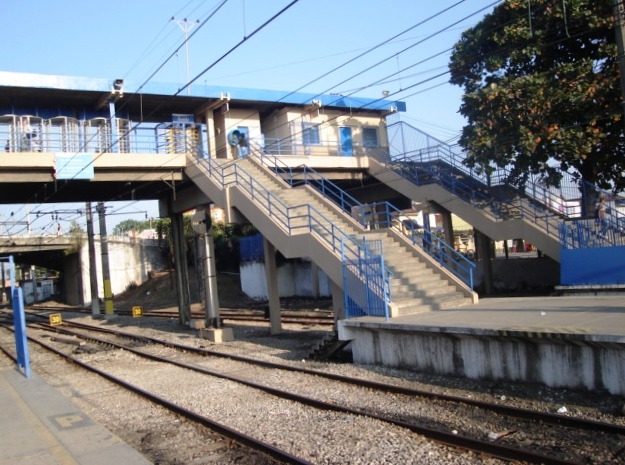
<box><xmin>561</xmin><ymin>246</ymin><xmax>625</xmax><ymax>285</ymax></box>
<box><xmin>239</xmin><ymin>234</ymin><xmax>264</xmax><ymax>262</ymax></box>
<box><xmin>342</xmin><ymin>237</ymin><xmax>390</xmax><ymax>319</ymax></box>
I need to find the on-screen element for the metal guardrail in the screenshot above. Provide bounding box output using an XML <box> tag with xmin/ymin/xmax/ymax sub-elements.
<box><xmin>342</xmin><ymin>236</ymin><xmax>390</xmax><ymax>319</ymax></box>
<box><xmin>195</xmin><ymin>153</ymin><xmax>392</xmax><ymax>318</ymax></box>
<box><xmin>251</xmin><ymin>149</ymin><xmax>475</xmax><ymax>289</ymax></box>
<box><xmin>388</xmin><ymin>121</ymin><xmax>625</xmax><ymax>249</ymax></box>
<box><xmin>388</xmin><ymin>146</ymin><xmax>562</xmax><ymax>242</ymax></box>
<box><xmin>261</xmin><ymin>136</ymin><xmax>389</xmax><ymax>159</ymax></box>
<box><xmin>560</xmin><ymin>219</ymin><xmax>625</xmax><ymax>250</ymax></box>
<box><xmin>0</xmin><ymin>117</ymin><xmax>201</xmax><ymax>155</ymax></box>
<box><xmin>387</xmin><ymin>120</ymin><xmax>584</xmax><ymax>216</ymax></box>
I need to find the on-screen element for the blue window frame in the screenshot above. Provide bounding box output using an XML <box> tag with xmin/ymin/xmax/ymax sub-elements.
<box><xmin>302</xmin><ymin>122</ymin><xmax>320</xmax><ymax>145</ymax></box>
<box><xmin>363</xmin><ymin>127</ymin><xmax>379</xmax><ymax>148</ymax></box>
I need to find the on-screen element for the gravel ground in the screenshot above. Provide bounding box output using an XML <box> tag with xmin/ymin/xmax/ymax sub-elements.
<box><xmin>3</xmin><ymin>272</ymin><xmax>623</xmax><ymax>464</ymax></box>
<box><xmin>3</xmin><ymin>307</ymin><xmax>624</xmax><ymax>465</ymax></box>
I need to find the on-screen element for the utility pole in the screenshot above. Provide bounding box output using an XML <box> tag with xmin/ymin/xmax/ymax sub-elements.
<box><xmin>86</xmin><ymin>202</ymin><xmax>100</xmax><ymax>315</ymax></box>
<box><xmin>171</xmin><ymin>17</ymin><xmax>199</xmax><ymax>96</ymax></box>
<box><xmin>613</xmin><ymin>0</ymin><xmax>625</xmax><ymax>130</ymax></box>
<box><xmin>96</xmin><ymin>202</ymin><xmax>114</xmax><ymax>316</ymax></box>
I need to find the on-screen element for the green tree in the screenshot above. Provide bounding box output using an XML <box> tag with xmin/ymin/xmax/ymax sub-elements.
<box><xmin>65</xmin><ymin>220</ymin><xmax>84</xmax><ymax>254</ymax></box>
<box><xmin>68</xmin><ymin>220</ymin><xmax>84</xmax><ymax>235</ymax></box>
<box><xmin>113</xmin><ymin>218</ymin><xmax>150</xmax><ymax>235</ymax></box>
<box><xmin>449</xmin><ymin>0</ymin><xmax>623</xmax><ymax>212</ymax></box>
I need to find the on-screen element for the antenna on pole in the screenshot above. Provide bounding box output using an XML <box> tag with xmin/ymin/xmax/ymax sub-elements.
<box><xmin>171</xmin><ymin>17</ymin><xmax>200</xmax><ymax>96</ymax></box>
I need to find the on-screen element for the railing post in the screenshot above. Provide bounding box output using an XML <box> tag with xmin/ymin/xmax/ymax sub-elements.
<box><xmin>12</xmin><ymin>287</ymin><xmax>30</xmax><ymax>378</ymax></box>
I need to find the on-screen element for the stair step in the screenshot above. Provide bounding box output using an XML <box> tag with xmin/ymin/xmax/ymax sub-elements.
<box><xmin>392</xmin><ymin>293</ymin><xmax>469</xmax><ymax>314</ymax></box>
<box><xmin>392</xmin><ymin>279</ymin><xmax>455</xmax><ymax>294</ymax></box>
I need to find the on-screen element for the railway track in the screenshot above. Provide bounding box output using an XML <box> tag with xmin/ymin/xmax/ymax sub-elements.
<box><xmin>27</xmin><ymin>305</ymin><xmax>335</xmax><ymax>326</ymax></box>
<box><xmin>2</xmin><ymin>312</ymin><xmax>623</xmax><ymax>464</ymax></box>
<box><xmin>0</xmin><ymin>322</ymin><xmax>309</xmax><ymax>465</ymax></box>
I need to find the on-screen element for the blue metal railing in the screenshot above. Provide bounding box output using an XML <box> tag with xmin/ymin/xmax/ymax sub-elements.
<box><xmin>195</xmin><ymin>154</ymin><xmax>393</xmax><ymax>316</ymax></box>
<box><xmin>388</xmin><ymin>120</ymin><xmax>625</xmax><ymax>250</ymax></box>
<box><xmin>560</xmin><ymin>219</ymin><xmax>625</xmax><ymax>250</ymax></box>
<box><xmin>388</xmin><ymin>119</ymin><xmax>584</xmax><ymax>216</ymax></box>
<box><xmin>250</xmin><ymin>149</ymin><xmax>475</xmax><ymax>289</ymax></box>
<box><xmin>388</xmin><ymin>145</ymin><xmax>562</xmax><ymax>241</ymax></box>
<box><xmin>342</xmin><ymin>237</ymin><xmax>390</xmax><ymax>319</ymax></box>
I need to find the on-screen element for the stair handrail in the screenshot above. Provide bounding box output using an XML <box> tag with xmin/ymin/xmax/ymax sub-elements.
<box><xmin>367</xmin><ymin>201</ymin><xmax>475</xmax><ymax>289</ymax></box>
<box><xmin>560</xmin><ymin>218</ymin><xmax>625</xmax><ymax>249</ymax></box>
<box><xmin>195</xmin><ymin>154</ymin><xmax>392</xmax><ymax>317</ymax></box>
<box><xmin>388</xmin><ymin>120</ymin><xmax>583</xmax><ymax>218</ymax></box>
<box><xmin>391</xmin><ymin>145</ymin><xmax>562</xmax><ymax>238</ymax></box>
<box><xmin>388</xmin><ymin>120</ymin><xmax>625</xmax><ymax>248</ymax></box>
<box><xmin>250</xmin><ymin>149</ymin><xmax>475</xmax><ymax>289</ymax></box>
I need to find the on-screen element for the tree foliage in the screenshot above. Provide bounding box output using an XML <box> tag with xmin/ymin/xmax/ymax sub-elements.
<box><xmin>113</xmin><ymin>218</ymin><xmax>151</xmax><ymax>235</ymax></box>
<box><xmin>449</xmin><ymin>0</ymin><xmax>625</xmax><ymax>194</ymax></box>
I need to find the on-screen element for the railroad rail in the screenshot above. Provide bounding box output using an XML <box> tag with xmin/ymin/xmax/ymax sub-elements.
<box><xmin>2</xmin><ymin>311</ymin><xmax>622</xmax><ymax>464</ymax></box>
<box><xmin>26</xmin><ymin>305</ymin><xmax>335</xmax><ymax>326</ymax></box>
<box><xmin>0</xmin><ymin>322</ymin><xmax>311</xmax><ymax>465</ymax></box>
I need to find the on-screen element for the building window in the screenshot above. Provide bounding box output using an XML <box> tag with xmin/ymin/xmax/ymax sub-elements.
<box><xmin>363</xmin><ymin>127</ymin><xmax>379</xmax><ymax>147</ymax></box>
<box><xmin>302</xmin><ymin>122</ymin><xmax>320</xmax><ymax>145</ymax></box>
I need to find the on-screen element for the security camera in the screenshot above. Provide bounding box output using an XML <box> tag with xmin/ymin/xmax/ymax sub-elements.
<box><xmin>112</xmin><ymin>79</ymin><xmax>124</xmax><ymax>96</ymax></box>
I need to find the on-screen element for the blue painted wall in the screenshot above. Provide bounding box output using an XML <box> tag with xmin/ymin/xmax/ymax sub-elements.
<box><xmin>561</xmin><ymin>246</ymin><xmax>625</xmax><ymax>285</ymax></box>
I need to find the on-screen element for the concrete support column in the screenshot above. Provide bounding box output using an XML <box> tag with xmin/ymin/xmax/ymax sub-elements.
<box><xmin>440</xmin><ymin>209</ymin><xmax>454</xmax><ymax>246</ymax></box>
<box><xmin>202</xmin><ymin>211</ymin><xmax>220</xmax><ymax>328</ymax></box>
<box><xmin>476</xmin><ymin>230</ymin><xmax>493</xmax><ymax>295</ymax></box>
<box><xmin>262</xmin><ymin>237</ymin><xmax>282</xmax><ymax>335</ymax></box>
<box><xmin>331</xmin><ymin>280</ymin><xmax>345</xmax><ymax>323</ymax></box>
<box><xmin>311</xmin><ymin>261</ymin><xmax>320</xmax><ymax>299</ymax></box>
<box><xmin>1</xmin><ymin>264</ymin><xmax>5</xmax><ymax>303</ymax></box>
<box><xmin>171</xmin><ymin>212</ymin><xmax>191</xmax><ymax>325</ymax></box>
<box><xmin>205</xmin><ymin>111</ymin><xmax>216</xmax><ymax>158</ymax></box>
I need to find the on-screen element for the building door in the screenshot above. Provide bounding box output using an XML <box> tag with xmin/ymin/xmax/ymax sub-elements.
<box><xmin>339</xmin><ymin>126</ymin><xmax>353</xmax><ymax>157</ymax></box>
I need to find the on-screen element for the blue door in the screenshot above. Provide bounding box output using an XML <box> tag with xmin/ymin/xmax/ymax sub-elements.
<box><xmin>339</xmin><ymin>126</ymin><xmax>353</xmax><ymax>157</ymax></box>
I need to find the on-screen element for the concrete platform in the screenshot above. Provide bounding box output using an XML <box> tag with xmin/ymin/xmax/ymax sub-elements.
<box><xmin>0</xmin><ymin>367</ymin><xmax>151</xmax><ymax>465</ymax></box>
<box><xmin>338</xmin><ymin>295</ymin><xmax>625</xmax><ymax>395</ymax></box>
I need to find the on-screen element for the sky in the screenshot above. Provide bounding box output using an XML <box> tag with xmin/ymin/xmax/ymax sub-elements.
<box><xmin>1</xmin><ymin>0</ymin><xmax>501</xmax><ymax>235</ymax></box>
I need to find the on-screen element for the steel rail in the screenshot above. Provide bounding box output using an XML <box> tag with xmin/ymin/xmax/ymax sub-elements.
<box><xmin>0</xmin><ymin>324</ymin><xmax>312</xmax><ymax>465</ymax></box>
<box><xmin>49</xmin><ymin>318</ymin><xmax>625</xmax><ymax>436</ymax></box>
<box><xmin>22</xmin><ymin>306</ymin><xmax>335</xmax><ymax>325</ymax></box>
<box><xmin>26</xmin><ymin>321</ymin><xmax>601</xmax><ymax>465</ymax></box>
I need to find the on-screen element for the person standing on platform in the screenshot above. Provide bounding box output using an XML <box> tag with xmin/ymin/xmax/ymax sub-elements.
<box><xmin>20</xmin><ymin>119</ymin><xmax>34</xmax><ymax>152</ymax></box>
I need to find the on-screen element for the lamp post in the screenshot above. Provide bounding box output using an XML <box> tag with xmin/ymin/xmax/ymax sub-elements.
<box><xmin>171</xmin><ymin>17</ymin><xmax>199</xmax><ymax>96</ymax></box>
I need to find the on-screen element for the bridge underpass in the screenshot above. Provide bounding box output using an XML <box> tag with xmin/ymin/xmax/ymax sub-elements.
<box><xmin>0</xmin><ymin>235</ymin><xmax>167</xmax><ymax>308</ymax></box>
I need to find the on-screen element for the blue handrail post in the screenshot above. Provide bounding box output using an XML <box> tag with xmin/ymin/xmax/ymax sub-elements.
<box><xmin>12</xmin><ymin>286</ymin><xmax>31</xmax><ymax>378</ymax></box>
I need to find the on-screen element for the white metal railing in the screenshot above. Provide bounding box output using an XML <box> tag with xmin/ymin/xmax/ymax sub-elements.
<box><xmin>0</xmin><ymin>115</ymin><xmax>203</xmax><ymax>155</ymax></box>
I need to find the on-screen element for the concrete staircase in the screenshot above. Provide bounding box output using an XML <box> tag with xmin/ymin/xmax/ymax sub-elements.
<box><xmin>187</xmin><ymin>155</ymin><xmax>476</xmax><ymax>317</ymax></box>
<box><xmin>368</xmin><ymin>157</ymin><xmax>562</xmax><ymax>261</ymax></box>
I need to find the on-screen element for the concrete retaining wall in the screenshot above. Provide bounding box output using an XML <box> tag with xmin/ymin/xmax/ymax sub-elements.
<box><xmin>240</xmin><ymin>260</ymin><xmax>331</xmax><ymax>300</ymax></box>
<box><xmin>68</xmin><ymin>237</ymin><xmax>168</xmax><ymax>306</ymax></box>
<box><xmin>339</xmin><ymin>323</ymin><xmax>625</xmax><ymax>395</ymax></box>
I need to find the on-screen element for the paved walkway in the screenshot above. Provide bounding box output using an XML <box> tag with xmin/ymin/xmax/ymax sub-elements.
<box><xmin>346</xmin><ymin>295</ymin><xmax>625</xmax><ymax>340</ymax></box>
<box><xmin>0</xmin><ymin>367</ymin><xmax>151</xmax><ymax>465</ymax></box>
